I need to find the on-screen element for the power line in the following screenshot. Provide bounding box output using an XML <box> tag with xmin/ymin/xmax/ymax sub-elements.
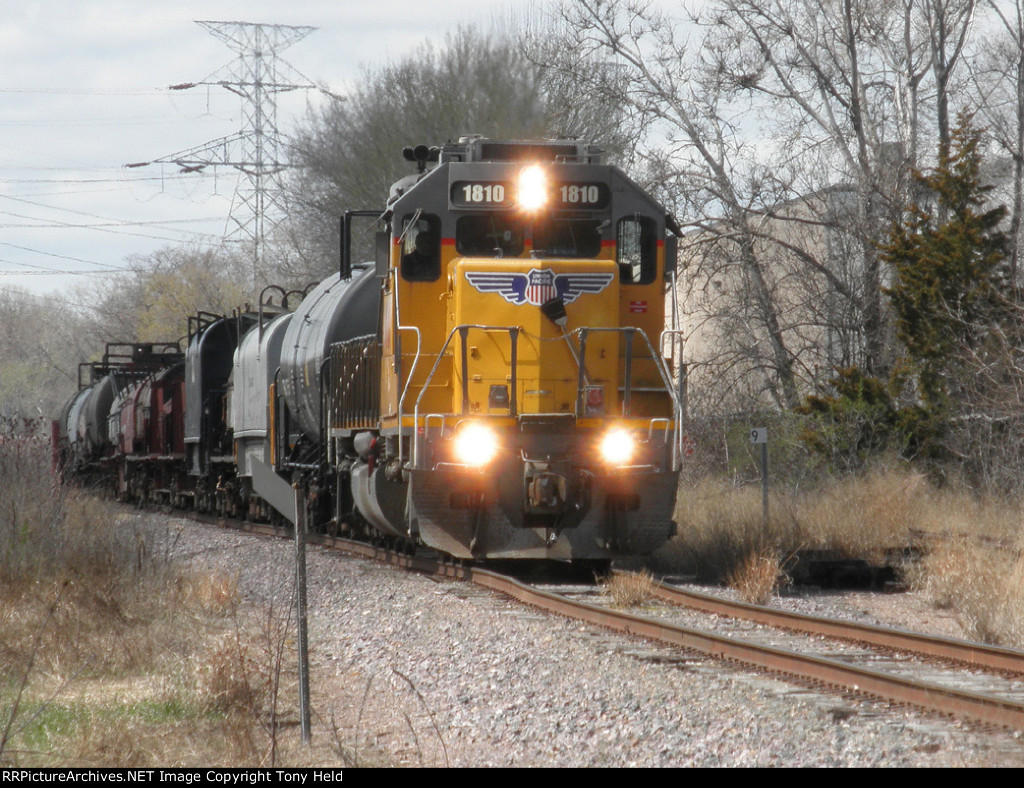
<box><xmin>0</xmin><ymin>286</ymin><xmax>100</xmax><ymax>312</ymax></box>
<box><xmin>0</xmin><ymin>176</ymin><xmax>166</xmax><ymax>184</ymax></box>
<box><xmin>0</xmin><ymin>211</ymin><xmax>224</xmax><ymax>230</ymax></box>
<box><xmin>0</xmin><ymin>241</ymin><xmax>130</xmax><ymax>271</ymax></box>
<box><xmin>0</xmin><ymin>87</ymin><xmax>168</xmax><ymax>95</ymax></box>
<box><xmin>0</xmin><ymin>195</ymin><xmax>225</xmax><ymax>243</ymax></box>
<box><xmin>0</xmin><ymin>268</ymin><xmax>117</xmax><ymax>277</ymax></box>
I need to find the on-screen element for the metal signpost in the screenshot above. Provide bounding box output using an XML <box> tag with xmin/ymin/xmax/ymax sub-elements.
<box><xmin>293</xmin><ymin>484</ymin><xmax>311</xmax><ymax>744</ymax></box>
<box><xmin>750</xmin><ymin>427</ymin><xmax>768</xmax><ymax>525</ymax></box>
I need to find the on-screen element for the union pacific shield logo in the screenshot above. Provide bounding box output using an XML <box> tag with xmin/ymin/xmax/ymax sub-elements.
<box><xmin>526</xmin><ymin>269</ymin><xmax>556</xmax><ymax>305</ymax></box>
<box><xmin>466</xmin><ymin>269</ymin><xmax>614</xmax><ymax>306</ymax></box>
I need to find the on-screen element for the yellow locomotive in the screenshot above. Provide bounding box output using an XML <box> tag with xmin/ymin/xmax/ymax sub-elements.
<box><xmin>268</xmin><ymin>137</ymin><xmax>682</xmax><ymax>561</ymax></box>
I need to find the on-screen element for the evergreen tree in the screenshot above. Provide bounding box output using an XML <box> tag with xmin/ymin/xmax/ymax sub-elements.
<box><xmin>800</xmin><ymin>116</ymin><xmax>1012</xmax><ymax>473</ymax></box>
<box><xmin>882</xmin><ymin>114</ymin><xmax>1010</xmax><ymax>409</ymax></box>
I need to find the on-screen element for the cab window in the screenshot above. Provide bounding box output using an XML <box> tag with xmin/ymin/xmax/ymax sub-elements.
<box><xmin>456</xmin><ymin>215</ymin><xmax>525</xmax><ymax>257</ymax></box>
<box><xmin>617</xmin><ymin>216</ymin><xmax>657</xmax><ymax>284</ymax></box>
<box><xmin>532</xmin><ymin>218</ymin><xmax>602</xmax><ymax>258</ymax></box>
<box><xmin>400</xmin><ymin>214</ymin><xmax>441</xmax><ymax>281</ymax></box>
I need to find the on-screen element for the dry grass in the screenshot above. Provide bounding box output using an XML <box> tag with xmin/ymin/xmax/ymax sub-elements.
<box><xmin>175</xmin><ymin>570</ymin><xmax>240</xmax><ymax>617</ymax></box>
<box><xmin>660</xmin><ymin>463</ymin><xmax>1024</xmax><ymax>577</ymax></box>
<box><xmin>787</xmin><ymin>466</ymin><xmax>928</xmax><ymax>557</ymax></box>
<box><xmin>0</xmin><ymin>422</ymin><xmax>349</xmax><ymax>767</ymax></box>
<box><xmin>727</xmin><ymin>549</ymin><xmax>785</xmax><ymax>605</ymax></box>
<box><xmin>660</xmin><ymin>460</ymin><xmax>1024</xmax><ymax>646</ymax></box>
<box><xmin>910</xmin><ymin>539</ymin><xmax>1024</xmax><ymax>647</ymax></box>
<box><xmin>652</xmin><ymin>477</ymin><xmax>795</xmax><ymax>582</ymax></box>
<box><xmin>599</xmin><ymin>570</ymin><xmax>656</xmax><ymax>607</ymax></box>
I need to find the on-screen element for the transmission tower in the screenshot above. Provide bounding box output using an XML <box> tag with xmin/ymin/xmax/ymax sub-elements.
<box><xmin>135</xmin><ymin>21</ymin><xmax>318</xmax><ymax>282</ymax></box>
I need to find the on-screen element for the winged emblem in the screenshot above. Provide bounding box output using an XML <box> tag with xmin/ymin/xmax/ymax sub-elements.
<box><xmin>465</xmin><ymin>269</ymin><xmax>614</xmax><ymax>306</ymax></box>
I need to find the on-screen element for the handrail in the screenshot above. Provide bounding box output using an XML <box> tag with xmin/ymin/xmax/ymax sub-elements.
<box><xmin>406</xmin><ymin>322</ymin><xmax>683</xmax><ymax>471</ymax></box>
<box><xmin>392</xmin><ymin>265</ymin><xmax>422</xmax><ymax>470</ymax></box>
<box><xmin>573</xmin><ymin>326</ymin><xmax>680</xmax><ymax>413</ymax></box>
<box><xmin>659</xmin><ymin>328</ymin><xmax>686</xmax><ymax>469</ymax></box>
<box><xmin>412</xmin><ymin>324</ymin><xmax>522</xmax><ymax>469</ymax></box>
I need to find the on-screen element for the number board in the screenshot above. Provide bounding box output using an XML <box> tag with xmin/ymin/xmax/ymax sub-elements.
<box><xmin>555</xmin><ymin>182</ymin><xmax>609</xmax><ymax>209</ymax></box>
<box><xmin>451</xmin><ymin>181</ymin><xmax>514</xmax><ymax>208</ymax></box>
<box><xmin>451</xmin><ymin>180</ymin><xmax>611</xmax><ymax>210</ymax></box>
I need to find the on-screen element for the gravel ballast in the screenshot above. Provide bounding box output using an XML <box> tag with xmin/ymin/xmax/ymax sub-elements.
<box><xmin>144</xmin><ymin>513</ymin><xmax>1024</xmax><ymax>767</ymax></box>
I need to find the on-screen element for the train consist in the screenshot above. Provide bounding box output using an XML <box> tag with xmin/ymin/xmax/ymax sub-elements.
<box><xmin>56</xmin><ymin>137</ymin><xmax>684</xmax><ymax>562</ymax></box>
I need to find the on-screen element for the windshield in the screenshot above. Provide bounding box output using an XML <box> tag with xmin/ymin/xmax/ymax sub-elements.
<box><xmin>456</xmin><ymin>215</ymin><xmax>526</xmax><ymax>257</ymax></box>
<box><xmin>455</xmin><ymin>215</ymin><xmax>603</xmax><ymax>258</ymax></box>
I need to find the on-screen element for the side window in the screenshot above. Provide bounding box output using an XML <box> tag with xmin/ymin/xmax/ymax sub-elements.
<box><xmin>400</xmin><ymin>214</ymin><xmax>441</xmax><ymax>281</ymax></box>
<box><xmin>617</xmin><ymin>216</ymin><xmax>657</xmax><ymax>284</ymax></box>
<box><xmin>456</xmin><ymin>215</ymin><xmax>525</xmax><ymax>257</ymax></box>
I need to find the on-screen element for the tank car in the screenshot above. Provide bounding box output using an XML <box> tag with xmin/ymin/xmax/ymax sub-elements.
<box><xmin>228</xmin><ymin>294</ymin><xmax>296</xmax><ymax>520</ymax></box>
<box><xmin>107</xmin><ymin>356</ymin><xmax>186</xmax><ymax>504</ymax></box>
<box><xmin>56</xmin><ymin>343</ymin><xmax>182</xmax><ymax>486</ymax></box>
<box><xmin>183</xmin><ymin>312</ymin><xmax>257</xmax><ymax>513</ymax></box>
<box><xmin>256</xmin><ymin>137</ymin><xmax>683</xmax><ymax>561</ymax></box>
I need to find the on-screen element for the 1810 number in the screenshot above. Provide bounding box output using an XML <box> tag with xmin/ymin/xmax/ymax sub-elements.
<box><xmin>559</xmin><ymin>184</ymin><xmax>602</xmax><ymax>205</ymax></box>
<box><xmin>462</xmin><ymin>183</ymin><xmax>505</xmax><ymax>203</ymax></box>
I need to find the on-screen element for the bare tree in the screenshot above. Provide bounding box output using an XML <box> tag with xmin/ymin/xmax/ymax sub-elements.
<box><xmin>969</xmin><ymin>0</ymin><xmax>1024</xmax><ymax>283</ymax></box>
<box><xmin>282</xmin><ymin>23</ymin><xmax>622</xmax><ymax>281</ymax></box>
<box><xmin>704</xmin><ymin>0</ymin><xmax>974</xmax><ymax>377</ymax></box>
<box><xmin>543</xmin><ymin>0</ymin><xmax>998</xmax><ymax>418</ymax></box>
<box><xmin>0</xmin><ymin>287</ymin><xmax>94</xmax><ymax>418</ymax></box>
<box><xmin>924</xmin><ymin>0</ymin><xmax>980</xmax><ymax>158</ymax></box>
<box><xmin>85</xmin><ymin>245</ymin><xmax>253</xmax><ymax>345</ymax></box>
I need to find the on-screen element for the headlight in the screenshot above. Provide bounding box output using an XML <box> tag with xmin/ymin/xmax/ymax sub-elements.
<box><xmin>599</xmin><ymin>428</ymin><xmax>635</xmax><ymax>466</ymax></box>
<box><xmin>517</xmin><ymin>165</ymin><xmax>548</xmax><ymax>211</ymax></box>
<box><xmin>453</xmin><ymin>422</ymin><xmax>500</xmax><ymax>467</ymax></box>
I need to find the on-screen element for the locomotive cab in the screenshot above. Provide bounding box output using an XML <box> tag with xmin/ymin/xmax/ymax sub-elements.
<box><xmin>334</xmin><ymin>137</ymin><xmax>682</xmax><ymax>560</ymax></box>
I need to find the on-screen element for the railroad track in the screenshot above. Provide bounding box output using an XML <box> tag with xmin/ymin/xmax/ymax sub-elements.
<box><xmin>185</xmin><ymin>510</ymin><xmax>1024</xmax><ymax>733</ymax></box>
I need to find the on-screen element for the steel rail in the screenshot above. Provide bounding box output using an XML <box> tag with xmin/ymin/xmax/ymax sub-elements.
<box><xmin>633</xmin><ymin>573</ymin><xmax>1024</xmax><ymax>676</ymax></box>
<box><xmin>189</xmin><ymin>516</ymin><xmax>1024</xmax><ymax>731</ymax></box>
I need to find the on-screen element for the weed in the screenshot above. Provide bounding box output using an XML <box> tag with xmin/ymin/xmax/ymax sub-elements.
<box><xmin>727</xmin><ymin>550</ymin><xmax>785</xmax><ymax>605</ymax></box>
<box><xmin>176</xmin><ymin>569</ymin><xmax>240</xmax><ymax>617</ymax></box>
<box><xmin>599</xmin><ymin>570</ymin><xmax>656</xmax><ymax>607</ymax></box>
<box><xmin>195</xmin><ymin>633</ymin><xmax>267</xmax><ymax>715</ymax></box>
<box><xmin>912</xmin><ymin>539</ymin><xmax>1024</xmax><ymax>647</ymax></box>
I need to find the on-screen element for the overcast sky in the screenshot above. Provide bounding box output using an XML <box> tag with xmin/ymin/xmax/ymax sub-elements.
<box><xmin>0</xmin><ymin>0</ymin><xmax>528</xmax><ymax>304</ymax></box>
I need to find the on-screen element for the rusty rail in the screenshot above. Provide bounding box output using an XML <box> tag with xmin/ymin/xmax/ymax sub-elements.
<box><xmin>639</xmin><ymin>573</ymin><xmax>1024</xmax><ymax>676</ymax></box>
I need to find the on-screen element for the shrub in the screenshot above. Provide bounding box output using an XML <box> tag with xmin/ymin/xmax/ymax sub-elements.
<box><xmin>727</xmin><ymin>549</ymin><xmax>784</xmax><ymax>605</ymax></box>
<box><xmin>599</xmin><ymin>570</ymin><xmax>655</xmax><ymax>607</ymax></box>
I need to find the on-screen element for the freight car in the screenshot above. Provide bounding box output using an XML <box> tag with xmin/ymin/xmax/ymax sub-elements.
<box><xmin>56</xmin><ymin>137</ymin><xmax>684</xmax><ymax>563</ymax></box>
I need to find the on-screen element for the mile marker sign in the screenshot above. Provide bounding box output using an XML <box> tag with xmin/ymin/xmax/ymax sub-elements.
<box><xmin>750</xmin><ymin>427</ymin><xmax>767</xmax><ymax>444</ymax></box>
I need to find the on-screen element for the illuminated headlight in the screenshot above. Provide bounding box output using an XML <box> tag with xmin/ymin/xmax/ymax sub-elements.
<box><xmin>453</xmin><ymin>422</ymin><xmax>500</xmax><ymax>467</ymax></box>
<box><xmin>599</xmin><ymin>428</ymin><xmax>636</xmax><ymax>466</ymax></box>
<box><xmin>517</xmin><ymin>165</ymin><xmax>548</xmax><ymax>211</ymax></box>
